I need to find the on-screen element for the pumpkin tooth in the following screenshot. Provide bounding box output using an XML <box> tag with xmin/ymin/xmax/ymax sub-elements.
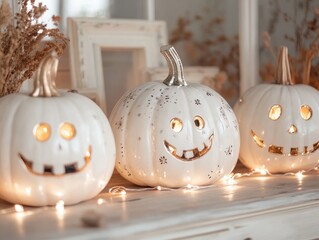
<box><xmin>204</xmin><ymin>139</ymin><xmax>211</xmax><ymax>147</ymax></box>
<box><xmin>175</xmin><ymin>148</ymin><xmax>183</xmax><ymax>157</ymax></box>
<box><xmin>53</xmin><ymin>164</ymin><xmax>65</xmax><ymax>175</ymax></box>
<box><xmin>197</xmin><ymin>143</ymin><xmax>205</xmax><ymax>152</ymax></box>
<box><xmin>32</xmin><ymin>162</ymin><xmax>44</xmax><ymax>174</ymax></box>
<box><xmin>184</xmin><ymin>150</ymin><xmax>194</xmax><ymax>159</ymax></box>
<box><xmin>303</xmin><ymin>146</ymin><xmax>309</xmax><ymax>155</ymax></box>
<box><xmin>77</xmin><ymin>158</ymin><xmax>86</xmax><ymax>169</ymax></box>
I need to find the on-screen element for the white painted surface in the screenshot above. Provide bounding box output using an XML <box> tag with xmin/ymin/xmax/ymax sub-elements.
<box><xmin>1</xmin><ymin>167</ymin><xmax>319</xmax><ymax>239</ymax></box>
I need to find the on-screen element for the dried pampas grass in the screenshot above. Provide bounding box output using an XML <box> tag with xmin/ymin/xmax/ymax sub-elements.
<box><xmin>0</xmin><ymin>0</ymin><xmax>68</xmax><ymax>97</ymax></box>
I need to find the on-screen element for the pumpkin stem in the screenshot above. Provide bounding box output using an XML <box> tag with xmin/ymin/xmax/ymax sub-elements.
<box><xmin>275</xmin><ymin>46</ymin><xmax>293</xmax><ymax>85</ymax></box>
<box><xmin>30</xmin><ymin>51</ymin><xmax>60</xmax><ymax>97</ymax></box>
<box><xmin>161</xmin><ymin>45</ymin><xmax>187</xmax><ymax>86</ymax></box>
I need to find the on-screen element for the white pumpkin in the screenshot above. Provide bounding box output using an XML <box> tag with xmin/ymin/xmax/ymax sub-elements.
<box><xmin>234</xmin><ymin>46</ymin><xmax>319</xmax><ymax>173</ymax></box>
<box><xmin>0</xmin><ymin>52</ymin><xmax>115</xmax><ymax>206</ymax></box>
<box><xmin>110</xmin><ymin>45</ymin><xmax>239</xmax><ymax>188</ymax></box>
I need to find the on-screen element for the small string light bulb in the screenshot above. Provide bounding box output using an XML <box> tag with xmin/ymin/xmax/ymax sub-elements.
<box><xmin>120</xmin><ymin>190</ymin><xmax>127</xmax><ymax>195</ymax></box>
<box><xmin>254</xmin><ymin>168</ymin><xmax>270</xmax><ymax>176</ymax></box>
<box><xmin>97</xmin><ymin>198</ymin><xmax>104</xmax><ymax>205</ymax></box>
<box><xmin>14</xmin><ymin>204</ymin><xmax>24</xmax><ymax>213</ymax></box>
<box><xmin>55</xmin><ymin>200</ymin><xmax>64</xmax><ymax>213</ymax></box>
<box><xmin>296</xmin><ymin>171</ymin><xmax>304</xmax><ymax>181</ymax></box>
<box><xmin>222</xmin><ymin>174</ymin><xmax>237</xmax><ymax>185</ymax></box>
<box><xmin>156</xmin><ymin>186</ymin><xmax>162</xmax><ymax>191</ymax></box>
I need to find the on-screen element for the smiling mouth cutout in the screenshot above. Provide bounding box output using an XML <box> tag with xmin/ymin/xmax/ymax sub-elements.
<box><xmin>164</xmin><ymin>133</ymin><xmax>214</xmax><ymax>161</ymax></box>
<box><xmin>251</xmin><ymin>130</ymin><xmax>319</xmax><ymax>156</ymax></box>
<box><xmin>19</xmin><ymin>146</ymin><xmax>92</xmax><ymax>176</ymax></box>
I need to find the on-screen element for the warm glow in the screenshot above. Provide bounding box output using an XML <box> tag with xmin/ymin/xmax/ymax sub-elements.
<box><xmin>269</xmin><ymin>105</ymin><xmax>282</xmax><ymax>120</ymax></box>
<box><xmin>60</xmin><ymin>123</ymin><xmax>76</xmax><ymax>140</ymax></box>
<box><xmin>156</xmin><ymin>186</ymin><xmax>162</xmax><ymax>191</ymax></box>
<box><xmin>296</xmin><ymin>171</ymin><xmax>304</xmax><ymax>181</ymax></box>
<box><xmin>85</xmin><ymin>146</ymin><xmax>92</xmax><ymax>161</ymax></box>
<box><xmin>33</xmin><ymin>123</ymin><xmax>51</xmax><ymax>141</ymax></box>
<box><xmin>97</xmin><ymin>198</ymin><xmax>104</xmax><ymax>205</ymax></box>
<box><xmin>251</xmin><ymin>130</ymin><xmax>265</xmax><ymax>148</ymax></box>
<box><xmin>300</xmin><ymin>105</ymin><xmax>312</xmax><ymax>120</ymax></box>
<box><xmin>14</xmin><ymin>204</ymin><xmax>24</xmax><ymax>213</ymax></box>
<box><xmin>170</xmin><ymin>118</ymin><xmax>183</xmax><ymax>132</ymax></box>
<box><xmin>223</xmin><ymin>174</ymin><xmax>237</xmax><ymax>185</ymax></box>
<box><xmin>56</xmin><ymin>200</ymin><xmax>65</xmax><ymax>213</ymax></box>
<box><xmin>288</xmin><ymin>125</ymin><xmax>297</xmax><ymax>134</ymax></box>
<box><xmin>255</xmin><ymin>168</ymin><xmax>269</xmax><ymax>175</ymax></box>
<box><xmin>120</xmin><ymin>190</ymin><xmax>127</xmax><ymax>195</ymax></box>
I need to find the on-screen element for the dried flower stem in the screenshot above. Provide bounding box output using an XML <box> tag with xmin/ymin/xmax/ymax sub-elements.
<box><xmin>261</xmin><ymin>0</ymin><xmax>319</xmax><ymax>88</ymax></box>
<box><xmin>0</xmin><ymin>0</ymin><xmax>68</xmax><ymax>97</ymax></box>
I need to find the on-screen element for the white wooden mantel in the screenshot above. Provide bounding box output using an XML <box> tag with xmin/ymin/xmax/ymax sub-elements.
<box><xmin>1</xmin><ymin>165</ymin><xmax>319</xmax><ymax>239</ymax></box>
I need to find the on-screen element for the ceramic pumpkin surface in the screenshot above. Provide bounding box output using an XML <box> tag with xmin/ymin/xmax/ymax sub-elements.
<box><xmin>234</xmin><ymin>46</ymin><xmax>319</xmax><ymax>173</ymax></box>
<box><xmin>0</xmin><ymin>52</ymin><xmax>115</xmax><ymax>206</ymax></box>
<box><xmin>110</xmin><ymin>45</ymin><xmax>239</xmax><ymax>188</ymax></box>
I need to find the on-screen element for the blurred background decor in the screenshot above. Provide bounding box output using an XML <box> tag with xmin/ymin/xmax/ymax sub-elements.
<box><xmin>169</xmin><ymin>9</ymin><xmax>240</xmax><ymax>105</ymax></box>
<box><xmin>14</xmin><ymin>0</ymin><xmax>319</xmax><ymax>112</ymax></box>
<box><xmin>68</xmin><ymin>18</ymin><xmax>167</xmax><ymax>115</ymax></box>
<box><xmin>260</xmin><ymin>0</ymin><xmax>319</xmax><ymax>88</ymax></box>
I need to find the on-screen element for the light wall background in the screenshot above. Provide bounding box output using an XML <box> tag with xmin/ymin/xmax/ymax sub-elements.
<box><xmin>10</xmin><ymin>0</ymin><xmax>313</xmax><ymax>111</ymax></box>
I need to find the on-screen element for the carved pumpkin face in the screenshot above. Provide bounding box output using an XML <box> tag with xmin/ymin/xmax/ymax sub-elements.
<box><xmin>234</xmin><ymin>47</ymin><xmax>319</xmax><ymax>173</ymax></box>
<box><xmin>165</xmin><ymin>115</ymin><xmax>213</xmax><ymax>162</ymax></box>
<box><xmin>0</xmin><ymin>53</ymin><xmax>115</xmax><ymax>206</ymax></box>
<box><xmin>110</xmin><ymin>46</ymin><xmax>239</xmax><ymax>188</ymax></box>
<box><xmin>235</xmin><ymin>84</ymin><xmax>319</xmax><ymax>173</ymax></box>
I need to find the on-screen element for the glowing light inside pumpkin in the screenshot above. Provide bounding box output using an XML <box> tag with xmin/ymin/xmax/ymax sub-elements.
<box><xmin>193</xmin><ymin>116</ymin><xmax>205</xmax><ymax>129</ymax></box>
<box><xmin>300</xmin><ymin>105</ymin><xmax>312</xmax><ymax>120</ymax></box>
<box><xmin>288</xmin><ymin>124</ymin><xmax>297</xmax><ymax>134</ymax></box>
<box><xmin>268</xmin><ymin>105</ymin><xmax>282</xmax><ymax>120</ymax></box>
<box><xmin>14</xmin><ymin>204</ymin><xmax>24</xmax><ymax>213</ymax></box>
<box><xmin>170</xmin><ymin>118</ymin><xmax>183</xmax><ymax>132</ymax></box>
<box><xmin>85</xmin><ymin>146</ymin><xmax>92</xmax><ymax>161</ymax></box>
<box><xmin>33</xmin><ymin>123</ymin><xmax>51</xmax><ymax>141</ymax></box>
<box><xmin>60</xmin><ymin>123</ymin><xmax>76</xmax><ymax>140</ymax></box>
<box><xmin>251</xmin><ymin>130</ymin><xmax>265</xmax><ymax>148</ymax></box>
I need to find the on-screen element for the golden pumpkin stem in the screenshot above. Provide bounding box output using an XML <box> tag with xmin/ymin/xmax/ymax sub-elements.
<box><xmin>30</xmin><ymin>51</ymin><xmax>60</xmax><ymax>97</ymax></box>
<box><xmin>275</xmin><ymin>46</ymin><xmax>293</xmax><ymax>85</ymax></box>
<box><xmin>161</xmin><ymin>45</ymin><xmax>187</xmax><ymax>86</ymax></box>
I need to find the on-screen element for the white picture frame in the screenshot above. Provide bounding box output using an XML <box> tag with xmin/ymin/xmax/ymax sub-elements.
<box><xmin>239</xmin><ymin>0</ymin><xmax>259</xmax><ymax>95</ymax></box>
<box><xmin>68</xmin><ymin>18</ymin><xmax>167</xmax><ymax>114</ymax></box>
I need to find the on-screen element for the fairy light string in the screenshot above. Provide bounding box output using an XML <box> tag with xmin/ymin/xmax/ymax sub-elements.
<box><xmin>108</xmin><ymin>167</ymin><xmax>317</xmax><ymax>195</ymax></box>
<box><xmin>0</xmin><ymin>166</ymin><xmax>316</xmax><ymax>217</ymax></box>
